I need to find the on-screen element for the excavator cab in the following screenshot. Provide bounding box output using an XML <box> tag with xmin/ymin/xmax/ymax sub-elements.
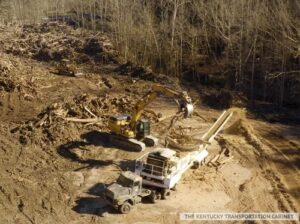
<box><xmin>136</xmin><ymin>119</ymin><xmax>150</xmax><ymax>138</ymax></box>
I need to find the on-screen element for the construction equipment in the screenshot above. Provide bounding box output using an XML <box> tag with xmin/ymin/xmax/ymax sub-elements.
<box><xmin>108</xmin><ymin>84</ymin><xmax>194</xmax><ymax>151</ymax></box>
<box><xmin>103</xmin><ymin>171</ymin><xmax>153</xmax><ymax>214</ymax></box>
<box><xmin>103</xmin><ymin>109</ymin><xmax>234</xmax><ymax>213</ymax></box>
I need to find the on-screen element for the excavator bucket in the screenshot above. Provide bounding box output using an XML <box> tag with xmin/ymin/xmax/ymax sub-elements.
<box><xmin>183</xmin><ymin>103</ymin><xmax>194</xmax><ymax>117</ymax></box>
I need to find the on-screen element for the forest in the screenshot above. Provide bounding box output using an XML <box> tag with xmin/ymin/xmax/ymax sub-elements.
<box><xmin>0</xmin><ymin>0</ymin><xmax>299</xmax><ymax>108</ymax></box>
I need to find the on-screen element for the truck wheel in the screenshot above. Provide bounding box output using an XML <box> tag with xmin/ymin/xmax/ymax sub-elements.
<box><xmin>161</xmin><ymin>189</ymin><xmax>171</xmax><ymax>199</ymax></box>
<box><xmin>192</xmin><ymin>161</ymin><xmax>200</xmax><ymax>169</ymax></box>
<box><xmin>149</xmin><ymin>191</ymin><xmax>161</xmax><ymax>203</ymax></box>
<box><xmin>171</xmin><ymin>184</ymin><xmax>177</xmax><ymax>191</ymax></box>
<box><xmin>118</xmin><ymin>202</ymin><xmax>132</xmax><ymax>214</ymax></box>
<box><xmin>149</xmin><ymin>191</ymin><xmax>156</xmax><ymax>203</ymax></box>
<box><xmin>156</xmin><ymin>192</ymin><xmax>162</xmax><ymax>200</ymax></box>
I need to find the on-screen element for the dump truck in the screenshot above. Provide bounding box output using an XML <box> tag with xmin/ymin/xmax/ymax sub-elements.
<box><xmin>103</xmin><ymin>110</ymin><xmax>233</xmax><ymax>213</ymax></box>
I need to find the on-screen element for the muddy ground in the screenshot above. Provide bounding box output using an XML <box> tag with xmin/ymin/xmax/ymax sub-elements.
<box><xmin>0</xmin><ymin>23</ymin><xmax>299</xmax><ymax>224</ymax></box>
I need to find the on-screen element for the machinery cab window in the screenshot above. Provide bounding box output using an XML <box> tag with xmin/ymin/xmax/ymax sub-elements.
<box><xmin>136</xmin><ymin>119</ymin><xmax>150</xmax><ymax>137</ymax></box>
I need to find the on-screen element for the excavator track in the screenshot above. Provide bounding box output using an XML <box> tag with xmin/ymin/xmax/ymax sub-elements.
<box><xmin>109</xmin><ymin>134</ymin><xmax>146</xmax><ymax>152</ymax></box>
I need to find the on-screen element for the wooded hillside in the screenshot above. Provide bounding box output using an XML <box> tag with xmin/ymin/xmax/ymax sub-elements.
<box><xmin>0</xmin><ymin>0</ymin><xmax>299</xmax><ymax>107</ymax></box>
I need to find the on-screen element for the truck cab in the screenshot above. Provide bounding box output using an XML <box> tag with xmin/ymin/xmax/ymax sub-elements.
<box><xmin>104</xmin><ymin>171</ymin><xmax>149</xmax><ymax>213</ymax></box>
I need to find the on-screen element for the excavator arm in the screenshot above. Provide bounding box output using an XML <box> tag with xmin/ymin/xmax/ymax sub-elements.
<box><xmin>129</xmin><ymin>84</ymin><xmax>194</xmax><ymax>130</ymax></box>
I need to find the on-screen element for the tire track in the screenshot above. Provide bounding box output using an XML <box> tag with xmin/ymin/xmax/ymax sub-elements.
<box><xmin>240</xmin><ymin>121</ymin><xmax>299</xmax><ymax>213</ymax></box>
<box><xmin>224</xmin><ymin>120</ymin><xmax>299</xmax><ymax>213</ymax></box>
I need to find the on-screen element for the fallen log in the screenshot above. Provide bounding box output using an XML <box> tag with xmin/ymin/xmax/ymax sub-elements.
<box><xmin>84</xmin><ymin>106</ymin><xmax>97</xmax><ymax>118</ymax></box>
<box><xmin>219</xmin><ymin>156</ymin><xmax>234</xmax><ymax>165</ymax></box>
<box><xmin>35</xmin><ymin>114</ymin><xmax>48</xmax><ymax>127</ymax></box>
<box><xmin>64</xmin><ymin>117</ymin><xmax>102</xmax><ymax>123</ymax></box>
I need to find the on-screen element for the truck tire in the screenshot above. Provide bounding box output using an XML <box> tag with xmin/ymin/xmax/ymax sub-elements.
<box><xmin>161</xmin><ymin>189</ymin><xmax>171</xmax><ymax>200</ymax></box>
<box><xmin>156</xmin><ymin>192</ymin><xmax>162</xmax><ymax>200</ymax></box>
<box><xmin>118</xmin><ymin>202</ymin><xmax>132</xmax><ymax>214</ymax></box>
<box><xmin>149</xmin><ymin>191</ymin><xmax>161</xmax><ymax>203</ymax></box>
<box><xmin>192</xmin><ymin>161</ymin><xmax>200</xmax><ymax>169</ymax></box>
<box><xmin>149</xmin><ymin>191</ymin><xmax>156</xmax><ymax>203</ymax></box>
<box><xmin>171</xmin><ymin>184</ymin><xmax>177</xmax><ymax>191</ymax></box>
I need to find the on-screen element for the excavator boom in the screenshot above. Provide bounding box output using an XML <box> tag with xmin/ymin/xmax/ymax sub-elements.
<box><xmin>129</xmin><ymin>84</ymin><xmax>194</xmax><ymax>130</ymax></box>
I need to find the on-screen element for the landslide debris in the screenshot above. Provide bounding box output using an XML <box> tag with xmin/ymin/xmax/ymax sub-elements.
<box><xmin>12</xmin><ymin>93</ymin><xmax>133</xmax><ymax>145</ymax></box>
<box><xmin>12</xmin><ymin>92</ymin><xmax>160</xmax><ymax>146</ymax></box>
<box><xmin>0</xmin><ymin>54</ymin><xmax>37</xmax><ymax>96</ymax></box>
<box><xmin>1</xmin><ymin>22</ymin><xmax>119</xmax><ymax>65</ymax></box>
<box><xmin>115</xmin><ymin>61</ymin><xmax>178</xmax><ymax>86</ymax></box>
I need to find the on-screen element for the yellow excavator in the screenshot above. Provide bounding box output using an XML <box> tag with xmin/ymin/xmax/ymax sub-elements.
<box><xmin>108</xmin><ymin>84</ymin><xmax>194</xmax><ymax>151</ymax></box>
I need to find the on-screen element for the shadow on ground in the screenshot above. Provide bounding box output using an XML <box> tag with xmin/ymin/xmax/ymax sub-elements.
<box><xmin>57</xmin><ymin>130</ymin><xmax>138</xmax><ymax>170</ymax></box>
<box><xmin>73</xmin><ymin>196</ymin><xmax>116</xmax><ymax>216</ymax></box>
<box><xmin>248</xmin><ymin>102</ymin><xmax>300</xmax><ymax>125</ymax></box>
<box><xmin>57</xmin><ymin>131</ymin><xmax>112</xmax><ymax>168</ymax></box>
<box><xmin>72</xmin><ymin>183</ymin><xmax>119</xmax><ymax>216</ymax></box>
